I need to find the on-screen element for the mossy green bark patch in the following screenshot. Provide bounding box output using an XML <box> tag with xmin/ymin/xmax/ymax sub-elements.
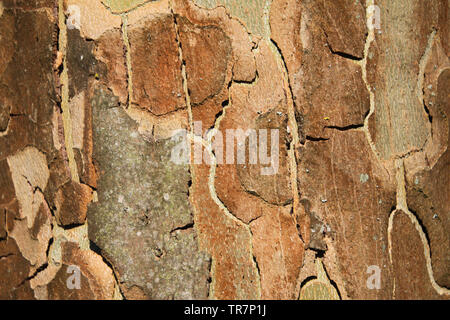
<box><xmin>87</xmin><ymin>85</ymin><xmax>210</xmax><ymax>299</ymax></box>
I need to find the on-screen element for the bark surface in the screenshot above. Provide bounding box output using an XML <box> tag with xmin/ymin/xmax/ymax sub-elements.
<box><xmin>0</xmin><ymin>0</ymin><xmax>448</xmax><ymax>300</ymax></box>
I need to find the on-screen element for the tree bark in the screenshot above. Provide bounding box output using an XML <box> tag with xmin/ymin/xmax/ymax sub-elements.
<box><xmin>0</xmin><ymin>0</ymin><xmax>448</xmax><ymax>300</ymax></box>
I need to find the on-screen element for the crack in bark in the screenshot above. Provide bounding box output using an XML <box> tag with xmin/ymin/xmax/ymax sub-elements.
<box><xmin>359</xmin><ymin>0</ymin><xmax>379</xmax><ymax>160</ymax></box>
<box><xmin>416</xmin><ymin>29</ymin><xmax>437</xmax><ymax>147</ymax></box>
<box><xmin>58</xmin><ymin>0</ymin><xmax>80</xmax><ymax>183</ymax></box>
<box><xmin>170</xmin><ymin>222</ymin><xmax>194</xmax><ymax>235</ymax></box>
<box><xmin>298</xmin><ymin>257</ymin><xmax>341</xmax><ymax>300</ymax></box>
<box><xmin>101</xmin><ymin>0</ymin><xmax>155</xmax><ymax>15</ymax></box>
<box><xmin>323</xmin><ymin>30</ymin><xmax>363</xmax><ymax>61</ymax></box>
<box><xmin>325</xmin><ymin>124</ymin><xmax>364</xmax><ymax>131</ymax></box>
<box><xmin>89</xmin><ymin>240</ymin><xmax>125</xmax><ymax>298</ymax></box>
<box><xmin>305</xmin><ymin>135</ymin><xmax>329</xmax><ymax>142</ymax></box>
<box><xmin>121</xmin><ymin>14</ymin><xmax>133</xmax><ymax>110</ymax></box>
<box><xmin>19</xmin><ymin>263</ymin><xmax>49</xmax><ymax>287</ymax></box>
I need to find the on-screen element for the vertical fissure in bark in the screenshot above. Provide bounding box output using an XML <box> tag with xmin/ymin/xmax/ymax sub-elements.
<box><xmin>388</xmin><ymin>158</ymin><xmax>450</xmax><ymax>296</ymax></box>
<box><xmin>121</xmin><ymin>14</ymin><xmax>133</xmax><ymax>109</ymax></box>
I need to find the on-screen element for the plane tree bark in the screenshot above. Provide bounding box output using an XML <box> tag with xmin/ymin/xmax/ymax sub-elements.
<box><xmin>0</xmin><ymin>0</ymin><xmax>448</xmax><ymax>300</ymax></box>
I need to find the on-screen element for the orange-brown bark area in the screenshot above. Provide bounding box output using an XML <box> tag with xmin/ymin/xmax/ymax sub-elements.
<box><xmin>0</xmin><ymin>0</ymin><xmax>448</xmax><ymax>300</ymax></box>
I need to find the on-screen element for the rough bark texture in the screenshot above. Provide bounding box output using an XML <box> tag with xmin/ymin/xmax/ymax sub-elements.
<box><xmin>0</xmin><ymin>0</ymin><xmax>448</xmax><ymax>300</ymax></box>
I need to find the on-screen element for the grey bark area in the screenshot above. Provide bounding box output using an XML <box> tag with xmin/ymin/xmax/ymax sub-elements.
<box><xmin>0</xmin><ymin>0</ymin><xmax>448</xmax><ymax>300</ymax></box>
